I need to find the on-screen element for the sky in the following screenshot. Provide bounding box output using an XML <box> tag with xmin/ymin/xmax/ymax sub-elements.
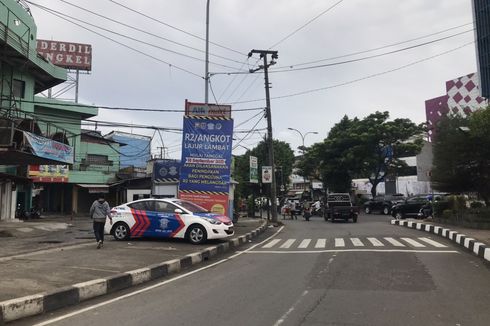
<box><xmin>26</xmin><ymin>0</ymin><xmax>477</xmax><ymax>159</ymax></box>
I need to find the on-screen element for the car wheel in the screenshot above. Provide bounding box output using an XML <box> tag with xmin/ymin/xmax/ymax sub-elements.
<box><xmin>364</xmin><ymin>207</ymin><xmax>371</xmax><ymax>214</ymax></box>
<box><xmin>382</xmin><ymin>206</ymin><xmax>390</xmax><ymax>215</ymax></box>
<box><xmin>395</xmin><ymin>212</ymin><xmax>404</xmax><ymax>220</ymax></box>
<box><xmin>113</xmin><ymin>222</ymin><xmax>130</xmax><ymax>241</ymax></box>
<box><xmin>186</xmin><ymin>224</ymin><xmax>207</xmax><ymax>245</ymax></box>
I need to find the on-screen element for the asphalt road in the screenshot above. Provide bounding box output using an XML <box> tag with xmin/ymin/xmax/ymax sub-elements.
<box><xmin>18</xmin><ymin>214</ymin><xmax>490</xmax><ymax>326</ymax></box>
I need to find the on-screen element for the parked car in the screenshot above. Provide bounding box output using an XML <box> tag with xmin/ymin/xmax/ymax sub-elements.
<box><xmin>325</xmin><ymin>193</ymin><xmax>359</xmax><ymax>223</ymax></box>
<box><xmin>363</xmin><ymin>194</ymin><xmax>405</xmax><ymax>215</ymax></box>
<box><xmin>106</xmin><ymin>198</ymin><xmax>234</xmax><ymax>244</ymax></box>
<box><xmin>391</xmin><ymin>193</ymin><xmax>449</xmax><ymax>219</ymax></box>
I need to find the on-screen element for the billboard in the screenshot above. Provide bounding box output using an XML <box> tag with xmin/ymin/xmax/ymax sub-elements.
<box><xmin>262</xmin><ymin>166</ymin><xmax>272</xmax><ymax>183</ymax></box>
<box><xmin>472</xmin><ymin>0</ymin><xmax>490</xmax><ymax>98</ymax></box>
<box><xmin>179</xmin><ymin>116</ymin><xmax>233</xmax><ymax>215</ymax></box>
<box><xmin>37</xmin><ymin>40</ymin><xmax>92</xmax><ymax>71</ymax></box>
<box><xmin>153</xmin><ymin>160</ymin><xmax>180</xmax><ymax>183</ymax></box>
<box><xmin>185</xmin><ymin>100</ymin><xmax>231</xmax><ymax>118</ymax></box>
<box><xmin>249</xmin><ymin>156</ymin><xmax>258</xmax><ymax>183</ymax></box>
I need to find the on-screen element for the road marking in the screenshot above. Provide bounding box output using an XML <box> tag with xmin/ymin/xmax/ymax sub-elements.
<box><xmin>262</xmin><ymin>239</ymin><xmax>281</xmax><ymax>248</ymax></box>
<box><xmin>298</xmin><ymin>239</ymin><xmax>311</xmax><ymax>249</ymax></box>
<box><xmin>367</xmin><ymin>237</ymin><xmax>384</xmax><ymax>247</ymax></box>
<box><xmin>384</xmin><ymin>237</ymin><xmax>405</xmax><ymax>247</ymax></box>
<box><xmin>280</xmin><ymin>239</ymin><xmax>296</xmax><ymax>249</ymax></box>
<box><xmin>315</xmin><ymin>239</ymin><xmax>326</xmax><ymax>248</ymax></box>
<box><xmin>33</xmin><ymin>226</ymin><xmax>286</xmax><ymax>326</ymax></box>
<box><xmin>418</xmin><ymin>237</ymin><xmax>447</xmax><ymax>248</ymax></box>
<box><xmin>272</xmin><ymin>290</ymin><xmax>309</xmax><ymax>326</ymax></box>
<box><xmin>401</xmin><ymin>237</ymin><xmax>425</xmax><ymax>248</ymax></box>
<box><xmin>335</xmin><ymin>238</ymin><xmax>345</xmax><ymax>247</ymax></box>
<box><xmin>16</xmin><ymin>227</ymin><xmax>34</xmax><ymax>232</ymax></box>
<box><xmin>350</xmin><ymin>238</ymin><xmax>364</xmax><ymax>247</ymax></box>
<box><xmin>245</xmin><ymin>249</ymin><xmax>459</xmax><ymax>254</ymax></box>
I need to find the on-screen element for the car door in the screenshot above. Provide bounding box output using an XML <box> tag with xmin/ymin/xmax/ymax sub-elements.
<box><xmin>405</xmin><ymin>196</ymin><xmax>426</xmax><ymax>215</ymax></box>
<box><xmin>154</xmin><ymin>201</ymin><xmax>185</xmax><ymax>238</ymax></box>
<box><xmin>127</xmin><ymin>200</ymin><xmax>155</xmax><ymax>237</ymax></box>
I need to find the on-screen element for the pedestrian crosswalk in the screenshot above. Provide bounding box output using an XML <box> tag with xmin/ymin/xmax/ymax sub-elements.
<box><xmin>15</xmin><ymin>223</ymin><xmax>68</xmax><ymax>233</ymax></box>
<box><xmin>259</xmin><ymin>236</ymin><xmax>448</xmax><ymax>250</ymax></box>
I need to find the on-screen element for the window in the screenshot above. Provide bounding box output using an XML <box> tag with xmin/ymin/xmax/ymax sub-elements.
<box><xmin>85</xmin><ymin>154</ymin><xmax>112</xmax><ymax>166</ymax></box>
<box><xmin>12</xmin><ymin>79</ymin><xmax>25</xmax><ymax>98</ymax></box>
<box><xmin>155</xmin><ymin>201</ymin><xmax>177</xmax><ymax>213</ymax></box>
<box><xmin>128</xmin><ymin>200</ymin><xmax>154</xmax><ymax>211</ymax></box>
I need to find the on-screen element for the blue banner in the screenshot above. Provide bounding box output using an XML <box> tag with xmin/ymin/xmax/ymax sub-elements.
<box><xmin>24</xmin><ymin>131</ymin><xmax>74</xmax><ymax>164</ymax></box>
<box><xmin>179</xmin><ymin>117</ymin><xmax>233</xmax><ymax>193</ymax></box>
<box><xmin>153</xmin><ymin>160</ymin><xmax>181</xmax><ymax>183</ymax></box>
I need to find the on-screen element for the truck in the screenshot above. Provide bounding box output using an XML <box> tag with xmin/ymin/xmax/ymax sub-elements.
<box><xmin>324</xmin><ymin>193</ymin><xmax>359</xmax><ymax>223</ymax></box>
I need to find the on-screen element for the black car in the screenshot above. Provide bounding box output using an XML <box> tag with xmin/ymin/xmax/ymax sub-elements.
<box><xmin>391</xmin><ymin>193</ymin><xmax>450</xmax><ymax>219</ymax></box>
<box><xmin>363</xmin><ymin>194</ymin><xmax>405</xmax><ymax>215</ymax></box>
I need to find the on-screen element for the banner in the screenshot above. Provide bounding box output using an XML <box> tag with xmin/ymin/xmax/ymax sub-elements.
<box><xmin>249</xmin><ymin>156</ymin><xmax>258</xmax><ymax>183</ymax></box>
<box><xmin>37</xmin><ymin>40</ymin><xmax>92</xmax><ymax>71</ymax></box>
<box><xmin>185</xmin><ymin>100</ymin><xmax>231</xmax><ymax>118</ymax></box>
<box><xmin>262</xmin><ymin>166</ymin><xmax>272</xmax><ymax>183</ymax></box>
<box><xmin>24</xmin><ymin>131</ymin><xmax>74</xmax><ymax>164</ymax></box>
<box><xmin>179</xmin><ymin>116</ymin><xmax>233</xmax><ymax>215</ymax></box>
<box><xmin>153</xmin><ymin>160</ymin><xmax>180</xmax><ymax>183</ymax></box>
<box><xmin>28</xmin><ymin>165</ymin><xmax>69</xmax><ymax>183</ymax></box>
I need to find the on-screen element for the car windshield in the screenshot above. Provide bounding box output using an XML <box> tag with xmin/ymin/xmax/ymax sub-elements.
<box><xmin>172</xmin><ymin>200</ymin><xmax>209</xmax><ymax>213</ymax></box>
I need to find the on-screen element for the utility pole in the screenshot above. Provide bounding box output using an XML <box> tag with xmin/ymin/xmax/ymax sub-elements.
<box><xmin>204</xmin><ymin>0</ymin><xmax>210</xmax><ymax>104</ymax></box>
<box><xmin>248</xmin><ymin>49</ymin><xmax>279</xmax><ymax>224</ymax></box>
<box><xmin>157</xmin><ymin>146</ymin><xmax>165</xmax><ymax>159</ymax></box>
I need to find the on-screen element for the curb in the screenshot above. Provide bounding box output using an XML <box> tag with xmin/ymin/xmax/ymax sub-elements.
<box><xmin>0</xmin><ymin>220</ymin><xmax>268</xmax><ymax>324</ymax></box>
<box><xmin>391</xmin><ymin>219</ymin><xmax>490</xmax><ymax>263</ymax></box>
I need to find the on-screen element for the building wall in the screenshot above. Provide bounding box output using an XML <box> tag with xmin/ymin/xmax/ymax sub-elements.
<box><xmin>105</xmin><ymin>132</ymin><xmax>151</xmax><ymax>169</ymax></box>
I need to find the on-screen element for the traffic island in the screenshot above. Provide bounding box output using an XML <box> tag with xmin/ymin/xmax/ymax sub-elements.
<box><xmin>0</xmin><ymin>219</ymin><xmax>268</xmax><ymax>324</ymax></box>
<box><xmin>391</xmin><ymin>219</ymin><xmax>490</xmax><ymax>263</ymax></box>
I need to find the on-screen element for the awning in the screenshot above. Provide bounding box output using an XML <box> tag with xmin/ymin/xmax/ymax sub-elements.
<box><xmin>76</xmin><ymin>184</ymin><xmax>109</xmax><ymax>193</ymax></box>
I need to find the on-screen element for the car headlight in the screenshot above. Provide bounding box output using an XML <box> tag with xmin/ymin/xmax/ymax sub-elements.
<box><xmin>200</xmin><ymin>217</ymin><xmax>222</xmax><ymax>225</ymax></box>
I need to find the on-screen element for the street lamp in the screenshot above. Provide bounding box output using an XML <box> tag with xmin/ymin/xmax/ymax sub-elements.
<box><xmin>288</xmin><ymin>128</ymin><xmax>318</xmax><ymax>196</ymax></box>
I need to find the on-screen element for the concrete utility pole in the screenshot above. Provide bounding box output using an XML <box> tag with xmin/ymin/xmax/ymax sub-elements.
<box><xmin>248</xmin><ymin>49</ymin><xmax>279</xmax><ymax>224</ymax></box>
<box><xmin>204</xmin><ymin>0</ymin><xmax>210</xmax><ymax>104</ymax></box>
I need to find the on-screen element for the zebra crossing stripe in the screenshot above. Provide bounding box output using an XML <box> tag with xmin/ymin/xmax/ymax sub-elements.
<box><xmin>298</xmin><ymin>239</ymin><xmax>311</xmax><ymax>249</ymax></box>
<box><xmin>263</xmin><ymin>239</ymin><xmax>281</xmax><ymax>248</ymax></box>
<box><xmin>350</xmin><ymin>238</ymin><xmax>364</xmax><ymax>247</ymax></box>
<box><xmin>383</xmin><ymin>237</ymin><xmax>405</xmax><ymax>247</ymax></box>
<box><xmin>367</xmin><ymin>237</ymin><xmax>384</xmax><ymax>247</ymax></box>
<box><xmin>315</xmin><ymin>239</ymin><xmax>326</xmax><ymax>248</ymax></box>
<box><xmin>280</xmin><ymin>239</ymin><xmax>296</xmax><ymax>249</ymax></box>
<box><xmin>335</xmin><ymin>238</ymin><xmax>345</xmax><ymax>247</ymax></box>
<box><xmin>418</xmin><ymin>237</ymin><xmax>447</xmax><ymax>248</ymax></box>
<box><xmin>401</xmin><ymin>238</ymin><xmax>425</xmax><ymax>248</ymax></box>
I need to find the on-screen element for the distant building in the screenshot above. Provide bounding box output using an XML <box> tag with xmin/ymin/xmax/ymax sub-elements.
<box><xmin>425</xmin><ymin>73</ymin><xmax>488</xmax><ymax>141</ymax></box>
<box><xmin>472</xmin><ymin>0</ymin><xmax>490</xmax><ymax>98</ymax></box>
<box><xmin>105</xmin><ymin>131</ymin><xmax>151</xmax><ymax>169</ymax></box>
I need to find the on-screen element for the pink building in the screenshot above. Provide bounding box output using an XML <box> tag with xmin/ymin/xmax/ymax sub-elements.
<box><xmin>425</xmin><ymin>73</ymin><xmax>487</xmax><ymax>141</ymax></box>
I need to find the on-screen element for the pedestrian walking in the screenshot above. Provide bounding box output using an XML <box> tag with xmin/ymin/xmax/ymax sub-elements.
<box><xmin>90</xmin><ymin>194</ymin><xmax>112</xmax><ymax>249</ymax></box>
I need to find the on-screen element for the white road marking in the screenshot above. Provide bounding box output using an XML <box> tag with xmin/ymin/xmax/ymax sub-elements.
<box><xmin>401</xmin><ymin>237</ymin><xmax>426</xmax><ymax>248</ymax></box>
<box><xmin>350</xmin><ymin>238</ymin><xmax>364</xmax><ymax>247</ymax></box>
<box><xmin>262</xmin><ymin>239</ymin><xmax>281</xmax><ymax>248</ymax></box>
<box><xmin>335</xmin><ymin>238</ymin><xmax>345</xmax><ymax>247</ymax></box>
<box><xmin>383</xmin><ymin>237</ymin><xmax>405</xmax><ymax>247</ymax></box>
<box><xmin>315</xmin><ymin>239</ymin><xmax>326</xmax><ymax>248</ymax></box>
<box><xmin>418</xmin><ymin>237</ymin><xmax>447</xmax><ymax>248</ymax></box>
<box><xmin>367</xmin><ymin>237</ymin><xmax>384</xmax><ymax>247</ymax></box>
<box><xmin>33</xmin><ymin>226</ymin><xmax>285</xmax><ymax>326</ymax></box>
<box><xmin>16</xmin><ymin>227</ymin><xmax>34</xmax><ymax>232</ymax></box>
<box><xmin>272</xmin><ymin>290</ymin><xmax>309</xmax><ymax>326</ymax></box>
<box><xmin>245</xmin><ymin>249</ymin><xmax>459</xmax><ymax>254</ymax></box>
<box><xmin>298</xmin><ymin>239</ymin><xmax>311</xmax><ymax>249</ymax></box>
<box><xmin>280</xmin><ymin>239</ymin><xmax>296</xmax><ymax>249</ymax></box>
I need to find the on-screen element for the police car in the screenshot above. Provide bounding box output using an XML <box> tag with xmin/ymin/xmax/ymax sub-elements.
<box><xmin>105</xmin><ymin>198</ymin><xmax>234</xmax><ymax>244</ymax></box>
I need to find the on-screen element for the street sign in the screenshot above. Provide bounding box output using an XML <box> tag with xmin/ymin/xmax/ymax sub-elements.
<box><xmin>249</xmin><ymin>156</ymin><xmax>258</xmax><ymax>183</ymax></box>
<box><xmin>262</xmin><ymin>166</ymin><xmax>272</xmax><ymax>183</ymax></box>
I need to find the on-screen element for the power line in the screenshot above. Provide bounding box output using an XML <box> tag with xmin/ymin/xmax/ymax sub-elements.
<box><xmin>27</xmin><ymin>1</ymin><xmax>243</xmax><ymax>71</ymax></box>
<box><xmin>228</xmin><ymin>41</ymin><xmax>474</xmax><ymax>105</ymax></box>
<box><xmin>27</xmin><ymin>1</ymin><xmax>203</xmax><ymax>78</ymax></box>
<box><xmin>268</xmin><ymin>0</ymin><xmax>345</xmax><ymax>49</ymax></box>
<box><xmin>107</xmin><ymin>0</ymin><xmax>246</xmax><ymax>57</ymax></box>
<box><xmin>56</xmin><ymin>0</ymin><xmax>245</xmax><ymax>66</ymax></box>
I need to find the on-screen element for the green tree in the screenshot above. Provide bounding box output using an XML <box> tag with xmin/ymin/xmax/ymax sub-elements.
<box><xmin>233</xmin><ymin>140</ymin><xmax>295</xmax><ymax>202</ymax></box>
<box><xmin>432</xmin><ymin>109</ymin><xmax>490</xmax><ymax>204</ymax></box>
<box><xmin>301</xmin><ymin>112</ymin><xmax>425</xmax><ymax>196</ymax></box>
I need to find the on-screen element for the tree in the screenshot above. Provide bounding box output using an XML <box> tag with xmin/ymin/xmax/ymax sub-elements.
<box><xmin>432</xmin><ymin>109</ymin><xmax>490</xmax><ymax>204</ymax></box>
<box><xmin>301</xmin><ymin>112</ymin><xmax>425</xmax><ymax>196</ymax></box>
<box><xmin>233</xmin><ymin>140</ymin><xmax>295</xmax><ymax>202</ymax></box>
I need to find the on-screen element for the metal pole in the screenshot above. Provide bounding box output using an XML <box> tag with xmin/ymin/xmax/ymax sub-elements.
<box><xmin>204</xmin><ymin>0</ymin><xmax>210</xmax><ymax>104</ymax></box>
<box><xmin>263</xmin><ymin>55</ymin><xmax>278</xmax><ymax>223</ymax></box>
<box><xmin>75</xmin><ymin>70</ymin><xmax>79</xmax><ymax>103</ymax></box>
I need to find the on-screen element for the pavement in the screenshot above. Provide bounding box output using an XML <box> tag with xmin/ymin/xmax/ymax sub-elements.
<box><xmin>0</xmin><ymin>214</ymin><xmax>267</xmax><ymax>323</ymax></box>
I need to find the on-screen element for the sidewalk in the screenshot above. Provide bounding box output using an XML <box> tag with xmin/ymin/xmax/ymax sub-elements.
<box><xmin>0</xmin><ymin>216</ymin><xmax>266</xmax><ymax>302</ymax></box>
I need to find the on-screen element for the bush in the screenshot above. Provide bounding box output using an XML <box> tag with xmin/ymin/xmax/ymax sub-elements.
<box><xmin>470</xmin><ymin>201</ymin><xmax>485</xmax><ymax>209</ymax></box>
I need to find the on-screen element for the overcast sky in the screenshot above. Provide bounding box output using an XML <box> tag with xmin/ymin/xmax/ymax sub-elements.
<box><xmin>28</xmin><ymin>0</ymin><xmax>477</xmax><ymax>159</ymax></box>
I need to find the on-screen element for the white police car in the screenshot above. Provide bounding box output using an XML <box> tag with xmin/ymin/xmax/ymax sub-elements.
<box><xmin>105</xmin><ymin>198</ymin><xmax>234</xmax><ymax>244</ymax></box>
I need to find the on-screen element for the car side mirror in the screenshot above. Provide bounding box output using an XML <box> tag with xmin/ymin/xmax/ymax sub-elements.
<box><xmin>174</xmin><ymin>208</ymin><xmax>184</xmax><ymax>214</ymax></box>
